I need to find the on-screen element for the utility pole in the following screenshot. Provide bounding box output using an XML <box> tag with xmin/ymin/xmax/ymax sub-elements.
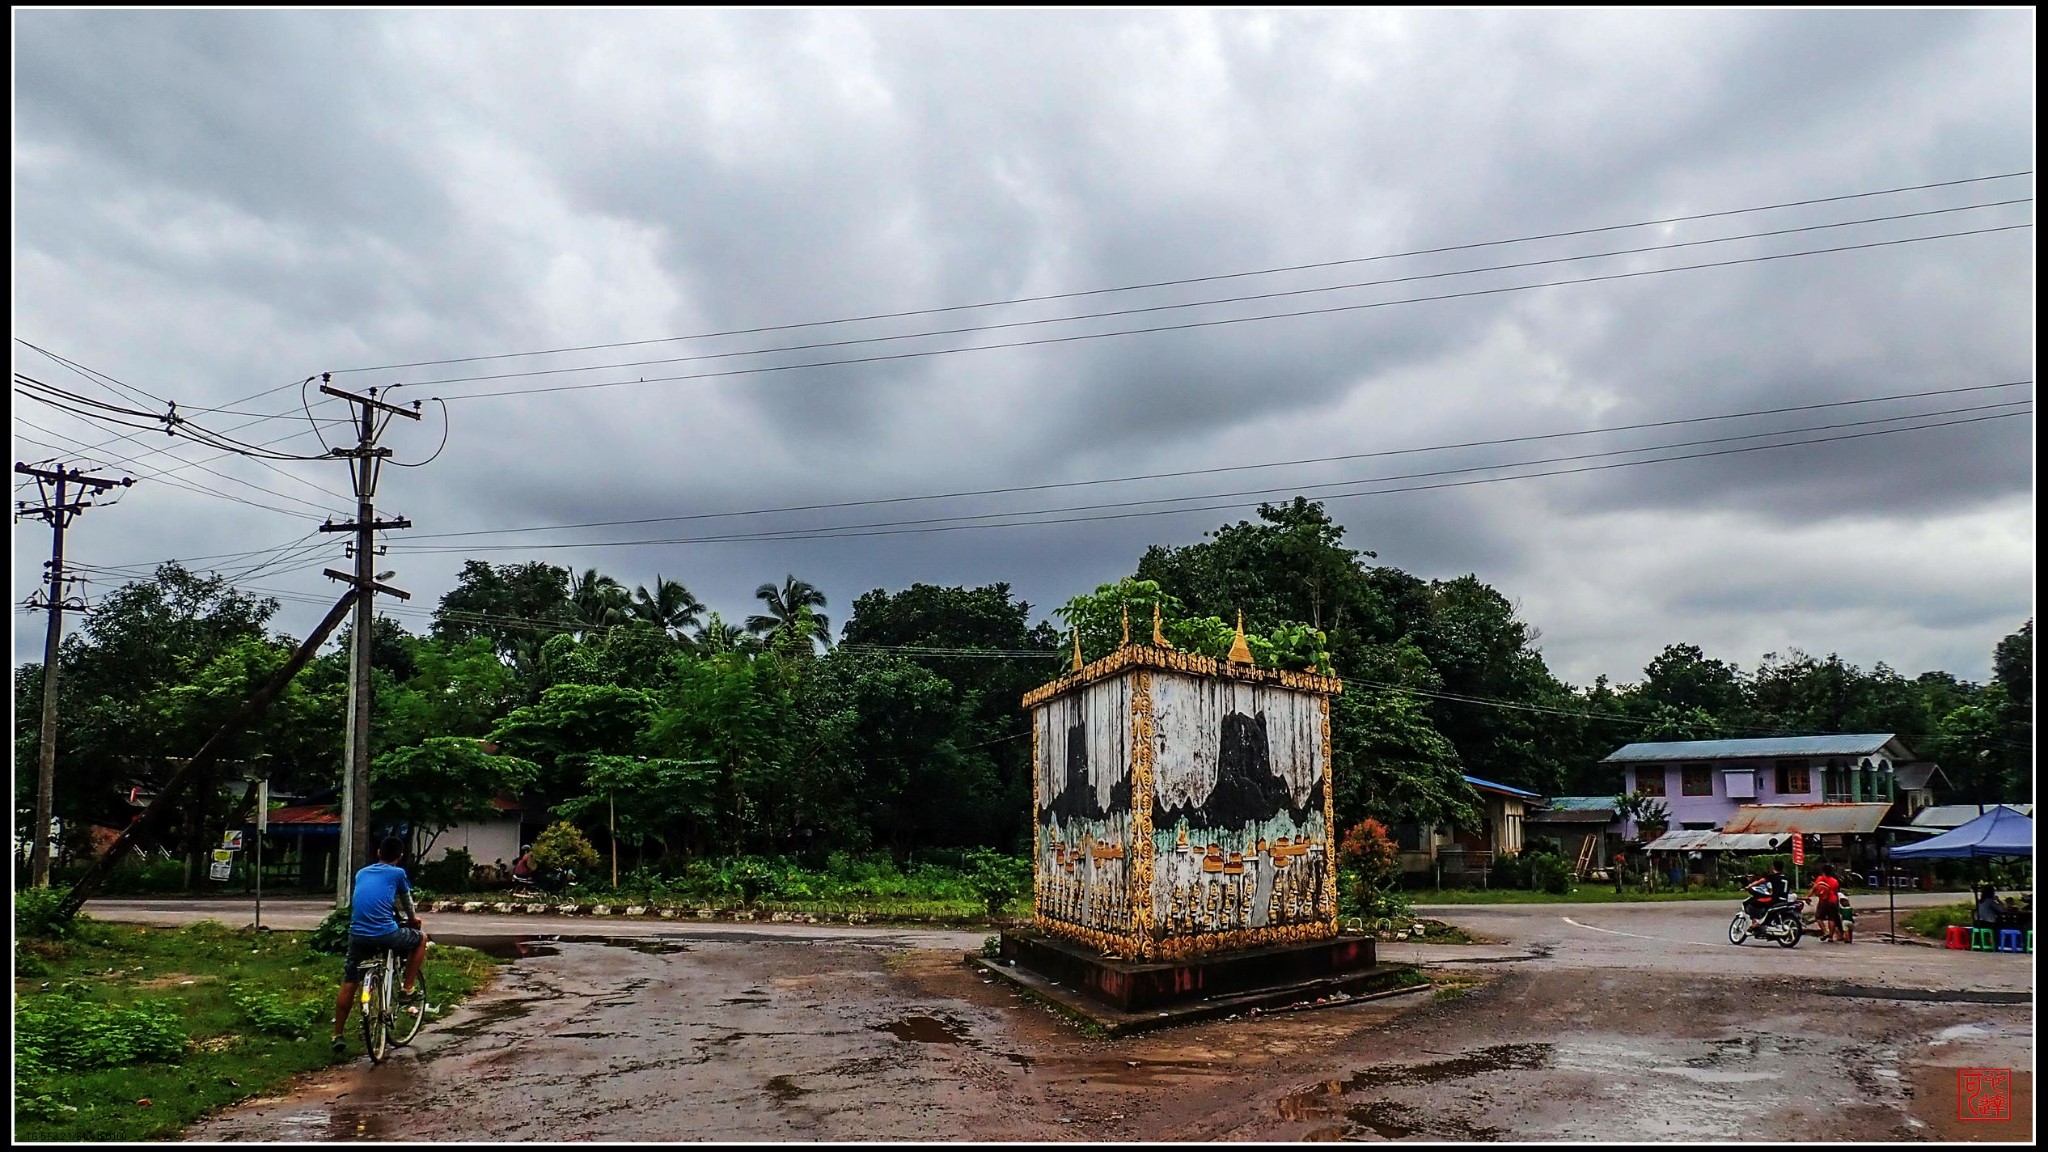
<box><xmin>316</xmin><ymin>376</ymin><xmax>417</xmax><ymax>906</ymax></box>
<box><xmin>15</xmin><ymin>462</ymin><xmax>132</xmax><ymax>887</ymax></box>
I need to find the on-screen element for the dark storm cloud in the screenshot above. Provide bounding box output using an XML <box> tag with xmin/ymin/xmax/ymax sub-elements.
<box><xmin>11</xmin><ymin>9</ymin><xmax>2034</xmax><ymax>687</ymax></box>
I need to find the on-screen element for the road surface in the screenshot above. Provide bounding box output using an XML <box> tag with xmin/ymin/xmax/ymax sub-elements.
<box><xmin>81</xmin><ymin>896</ymin><xmax>2030</xmax><ymax>1142</ymax></box>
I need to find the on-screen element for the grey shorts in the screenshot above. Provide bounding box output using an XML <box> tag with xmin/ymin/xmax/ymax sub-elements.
<box><xmin>345</xmin><ymin>927</ymin><xmax>423</xmax><ymax>982</ymax></box>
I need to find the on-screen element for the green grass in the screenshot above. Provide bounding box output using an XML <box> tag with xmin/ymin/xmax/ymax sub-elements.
<box><xmin>1901</xmin><ymin>902</ymin><xmax>1975</xmax><ymax>940</ymax></box>
<box><xmin>13</xmin><ymin>916</ymin><xmax>500</xmax><ymax>1142</ymax></box>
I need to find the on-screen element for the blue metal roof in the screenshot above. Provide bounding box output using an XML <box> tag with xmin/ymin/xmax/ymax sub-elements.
<box><xmin>1463</xmin><ymin>774</ymin><xmax>1543</xmax><ymax>799</ymax></box>
<box><xmin>1601</xmin><ymin>734</ymin><xmax>1902</xmax><ymax>763</ymax></box>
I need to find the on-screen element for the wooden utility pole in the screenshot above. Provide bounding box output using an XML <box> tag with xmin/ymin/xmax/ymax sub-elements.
<box><xmin>15</xmin><ymin>462</ymin><xmax>132</xmax><ymax>887</ymax></box>
<box><xmin>316</xmin><ymin>376</ymin><xmax>417</xmax><ymax>906</ymax></box>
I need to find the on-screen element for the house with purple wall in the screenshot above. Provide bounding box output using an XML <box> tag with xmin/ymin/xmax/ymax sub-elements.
<box><xmin>1601</xmin><ymin>734</ymin><xmax>1921</xmax><ymax>831</ymax></box>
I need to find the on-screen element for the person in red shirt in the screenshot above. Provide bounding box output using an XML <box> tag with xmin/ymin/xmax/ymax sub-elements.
<box><xmin>1810</xmin><ymin>864</ymin><xmax>1843</xmax><ymax>942</ymax></box>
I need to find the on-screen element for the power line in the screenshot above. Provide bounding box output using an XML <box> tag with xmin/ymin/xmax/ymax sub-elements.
<box><xmin>11</xmin><ymin>427</ymin><xmax>340</xmax><ymax>520</ymax></box>
<box><xmin>390</xmin><ymin>403</ymin><xmax>2029</xmax><ymax>553</ymax></box>
<box><xmin>13</xmin><ymin>414</ymin><xmax>352</xmax><ymax>519</ymax></box>
<box><xmin>329</xmin><ymin>170</ymin><xmax>2034</xmax><ymax>375</ymax></box>
<box><xmin>384</xmin><ymin>198</ymin><xmax>2036</xmax><ymax>391</ymax></box>
<box><xmin>403</xmin><ymin>380</ymin><xmax>2031</xmax><ymax>542</ymax></box>
<box><xmin>435</xmin><ymin>223</ymin><xmax>2034</xmax><ymax>402</ymax></box>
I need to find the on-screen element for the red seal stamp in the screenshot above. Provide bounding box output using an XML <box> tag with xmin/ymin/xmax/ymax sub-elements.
<box><xmin>1956</xmin><ymin>1067</ymin><xmax>2012</xmax><ymax>1122</ymax></box>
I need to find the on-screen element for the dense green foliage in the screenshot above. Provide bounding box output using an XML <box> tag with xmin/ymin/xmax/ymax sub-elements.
<box><xmin>12</xmin><ymin>917</ymin><xmax>497</xmax><ymax>1140</ymax></box>
<box><xmin>16</xmin><ymin>501</ymin><xmax>2030</xmax><ymax>891</ymax></box>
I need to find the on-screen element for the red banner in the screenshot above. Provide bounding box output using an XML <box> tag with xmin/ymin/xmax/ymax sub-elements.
<box><xmin>1791</xmin><ymin>832</ymin><xmax>1805</xmax><ymax>865</ymax></box>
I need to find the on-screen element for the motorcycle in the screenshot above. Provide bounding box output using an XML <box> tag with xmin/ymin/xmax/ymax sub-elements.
<box><xmin>1729</xmin><ymin>896</ymin><xmax>1805</xmax><ymax>948</ymax></box>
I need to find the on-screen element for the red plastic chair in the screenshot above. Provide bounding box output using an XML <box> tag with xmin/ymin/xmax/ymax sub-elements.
<box><xmin>1945</xmin><ymin>925</ymin><xmax>1969</xmax><ymax>949</ymax></box>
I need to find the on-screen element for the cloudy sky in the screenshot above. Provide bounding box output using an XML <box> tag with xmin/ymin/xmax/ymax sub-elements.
<box><xmin>11</xmin><ymin>9</ymin><xmax>2035</xmax><ymax>687</ymax></box>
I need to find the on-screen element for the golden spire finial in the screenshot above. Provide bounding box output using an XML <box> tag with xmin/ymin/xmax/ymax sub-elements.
<box><xmin>1228</xmin><ymin>609</ymin><xmax>1255</xmax><ymax>665</ymax></box>
<box><xmin>1152</xmin><ymin>602</ymin><xmax>1173</xmax><ymax>649</ymax></box>
<box><xmin>1071</xmin><ymin>627</ymin><xmax>1084</xmax><ymax>671</ymax></box>
<box><xmin>1121</xmin><ymin>603</ymin><xmax>1131</xmax><ymax>648</ymax></box>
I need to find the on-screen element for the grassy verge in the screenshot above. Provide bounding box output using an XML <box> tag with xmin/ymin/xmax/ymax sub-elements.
<box><xmin>13</xmin><ymin>915</ymin><xmax>499</xmax><ymax>1142</ymax></box>
<box><xmin>1900</xmin><ymin>902</ymin><xmax>1975</xmax><ymax>940</ymax></box>
<box><xmin>419</xmin><ymin>890</ymin><xmax>1035</xmax><ymax>924</ymax></box>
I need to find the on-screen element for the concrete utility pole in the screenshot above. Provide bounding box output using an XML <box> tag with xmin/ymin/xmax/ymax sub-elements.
<box><xmin>316</xmin><ymin>376</ymin><xmax>417</xmax><ymax>906</ymax></box>
<box><xmin>15</xmin><ymin>462</ymin><xmax>132</xmax><ymax>887</ymax></box>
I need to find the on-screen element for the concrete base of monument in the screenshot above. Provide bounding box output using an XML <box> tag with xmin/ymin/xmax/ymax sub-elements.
<box><xmin>972</xmin><ymin>928</ymin><xmax>1422</xmax><ymax>1035</ymax></box>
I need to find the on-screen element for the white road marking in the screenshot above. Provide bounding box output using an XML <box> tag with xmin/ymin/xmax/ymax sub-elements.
<box><xmin>1560</xmin><ymin>916</ymin><xmax>1724</xmax><ymax>948</ymax></box>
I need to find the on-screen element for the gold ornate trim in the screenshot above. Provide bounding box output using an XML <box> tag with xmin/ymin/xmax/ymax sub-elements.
<box><xmin>1129</xmin><ymin>667</ymin><xmax>1157</xmax><ymax>960</ymax></box>
<box><xmin>1021</xmin><ymin>644</ymin><xmax>1343</xmax><ymax>708</ymax></box>
<box><xmin>1319</xmin><ymin>694</ymin><xmax>1338</xmax><ymax>930</ymax></box>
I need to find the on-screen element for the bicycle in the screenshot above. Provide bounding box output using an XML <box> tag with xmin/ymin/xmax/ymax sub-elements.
<box><xmin>357</xmin><ymin>940</ymin><xmax>432</xmax><ymax>1064</ymax></box>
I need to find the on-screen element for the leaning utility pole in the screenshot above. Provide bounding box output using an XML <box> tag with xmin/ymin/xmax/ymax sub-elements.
<box><xmin>15</xmin><ymin>462</ymin><xmax>132</xmax><ymax>887</ymax></box>
<box><xmin>316</xmin><ymin>376</ymin><xmax>417</xmax><ymax>906</ymax></box>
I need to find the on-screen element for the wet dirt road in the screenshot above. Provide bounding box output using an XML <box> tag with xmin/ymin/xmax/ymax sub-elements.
<box><xmin>173</xmin><ymin>916</ymin><xmax>2030</xmax><ymax>1142</ymax></box>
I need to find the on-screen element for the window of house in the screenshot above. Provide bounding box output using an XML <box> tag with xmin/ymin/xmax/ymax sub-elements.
<box><xmin>1681</xmin><ymin>764</ymin><xmax>1714</xmax><ymax>796</ymax></box>
<box><xmin>1774</xmin><ymin>761</ymin><xmax>1809</xmax><ymax>794</ymax></box>
<box><xmin>1635</xmin><ymin>767</ymin><xmax>1666</xmax><ymax>796</ymax></box>
<box><xmin>1392</xmin><ymin>822</ymin><xmax>1424</xmax><ymax>851</ymax></box>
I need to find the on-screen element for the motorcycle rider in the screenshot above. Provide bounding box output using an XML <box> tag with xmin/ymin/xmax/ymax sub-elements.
<box><xmin>1741</xmin><ymin>871</ymin><xmax>1776</xmax><ymax>927</ymax></box>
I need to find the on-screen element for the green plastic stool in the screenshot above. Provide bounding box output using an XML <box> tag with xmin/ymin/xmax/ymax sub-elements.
<box><xmin>1970</xmin><ymin>927</ymin><xmax>1995</xmax><ymax>951</ymax></box>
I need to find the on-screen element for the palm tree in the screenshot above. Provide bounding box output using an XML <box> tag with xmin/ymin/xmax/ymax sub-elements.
<box><xmin>692</xmin><ymin>611</ymin><xmax>749</xmax><ymax>655</ymax></box>
<box><xmin>570</xmin><ymin>568</ymin><xmax>631</xmax><ymax>636</ymax></box>
<box><xmin>631</xmin><ymin>575</ymin><xmax>704</xmax><ymax>640</ymax></box>
<box><xmin>747</xmin><ymin>574</ymin><xmax>831</xmax><ymax>650</ymax></box>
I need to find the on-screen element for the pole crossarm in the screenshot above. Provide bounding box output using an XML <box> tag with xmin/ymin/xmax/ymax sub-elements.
<box><xmin>322</xmin><ymin>568</ymin><xmax>413</xmax><ymax>600</ymax></box>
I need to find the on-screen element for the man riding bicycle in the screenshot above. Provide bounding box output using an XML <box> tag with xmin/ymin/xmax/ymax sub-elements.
<box><xmin>332</xmin><ymin>836</ymin><xmax>429</xmax><ymax>1054</ymax></box>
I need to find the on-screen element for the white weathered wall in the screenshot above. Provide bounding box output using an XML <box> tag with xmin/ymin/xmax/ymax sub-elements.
<box><xmin>1034</xmin><ymin>677</ymin><xmax>1135</xmax><ymax>939</ymax></box>
<box><xmin>429</xmin><ymin>813</ymin><xmax>522</xmax><ymax>869</ymax></box>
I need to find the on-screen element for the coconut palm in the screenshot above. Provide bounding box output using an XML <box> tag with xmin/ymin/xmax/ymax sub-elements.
<box><xmin>570</xmin><ymin>568</ymin><xmax>631</xmax><ymax>636</ymax></box>
<box><xmin>747</xmin><ymin>574</ymin><xmax>832</xmax><ymax>649</ymax></box>
<box><xmin>631</xmin><ymin>574</ymin><xmax>704</xmax><ymax>639</ymax></box>
<box><xmin>691</xmin><ymin>611</ymin><xmax>750</xmax><ymax>655</ymax></box>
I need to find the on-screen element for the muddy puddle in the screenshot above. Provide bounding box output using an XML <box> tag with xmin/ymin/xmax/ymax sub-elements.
<box><xmin>870</xmin><ymin>1012</ymin><xmax>1036</xmax><ymax>1067</ymax></box>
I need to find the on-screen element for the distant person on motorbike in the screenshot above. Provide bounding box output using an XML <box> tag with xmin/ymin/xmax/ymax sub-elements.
<box><xmin>1741</xmin><ymin>871</ymin><xmax>1776</xmax><ymax>926</ymax></box>
<box><xmin>513</xmin><ymin>845</ymin><xmax>536</xmax><ymax>883</ymax></box>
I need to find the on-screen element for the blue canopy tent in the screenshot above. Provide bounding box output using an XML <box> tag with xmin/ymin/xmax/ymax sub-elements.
<box><xmin>1883</xmin><ymin>805</ymin><xmax>2032</xmax><ymax>947</ymax></box>
<box><xmin>1889</xmin><ymin>805</ymin><xmax>2034</xmax><ymax>859</ymax></box>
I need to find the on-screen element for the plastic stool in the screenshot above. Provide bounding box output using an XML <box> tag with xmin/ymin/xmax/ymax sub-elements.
<box><xmin>1945</xmin><ymin>925</ymin><xmax>1968</xmax><ymax>949</ymax></box>
<box><xmin>1998</xmin><ymin>929</ymin><xmax>2024</xmax><ymax>953</ymax></box>
<box><xmin>1971</xmin><ymin>927</ymin><xmax>1995</xmax><ymax>951</ymax></box>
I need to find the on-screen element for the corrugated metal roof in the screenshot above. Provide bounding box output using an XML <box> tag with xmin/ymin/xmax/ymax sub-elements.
<box><xmin>1721</xmin><ymin>803</ymin><xmax>1891</xmax><ymax>835</ymax></box>
<box><xmin>1643</xmin><ymin>830</ymin><xmax>1788</xmax><ymax>852</ymax></box>
<box><xmin>1910</xmin><ymin>803</ymin><xmax>2033</xmax><ymax>829</ymax></box>
<box><xmin>1544</xmin><ymin>796</ymin><xmax>1617</xmax><ymax>812</ymax></box>
<box><xmin>1601</xmin><ymin>734</ymin><xmax>1901</xmax><ymax>763</ymax></box>
<box><xmin>1527</xmin><ymin>809</ymin><xmax>1616</xmax><ymax>824</ymax></box>
<box><xmin>1463</xmin><ymin>774</ymin><xmax>1542</xmax><ymax>799</ymax></box>
<box><xmin>1893</xmin><ymin>762</ymin><xmax>1944</xmax><ymax>791</ymax></box>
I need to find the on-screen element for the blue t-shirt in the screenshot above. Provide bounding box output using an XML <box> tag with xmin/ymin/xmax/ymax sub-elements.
<box><xmin>349</xmin><ymin>862</ymin><xmax>412</xmax><ymax>938</ymax></box>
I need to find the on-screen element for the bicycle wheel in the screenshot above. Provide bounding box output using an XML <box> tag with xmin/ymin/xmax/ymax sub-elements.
<box><xmin>360</xmin><ymin>959</ymin><xmax>390</xmax><ymax>1064</ymax></box>
<box><xmin>392</xmin><ymin>965</ymin><xmax>430</xmax><ymax>1046</ymax></box>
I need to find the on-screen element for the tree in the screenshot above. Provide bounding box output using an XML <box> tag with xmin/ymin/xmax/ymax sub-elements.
<box><xmin>555</xmin><ymin>753</ymin><xmax>720</xmax><ymax>866</ymax></box>
<box><xmin>570</xmin><ymin>568</ymin><xmax>632</xmax><ymax>636</ymax></box>
<box><xmin>488</xmin><ymin>683</ymin><xmax>661</xmax><ymax>799</ymax></box>
<box><xmin>691</xmin><ymin>612</ymin><xmax>752</xmax><ymax>656</ymax></box>
<box><xmin>748</xmin><ymin>575</ymin><xmax>832</xmax><ymax>650</ymax></box>
<box><xmin>631</xmin><ymin>575</ymin><xmax>704</xmax><ymax>641</ymax></box>
<box><xmin>431</xmin><ymin>560</ymin><xmax>572</xmax><ymax>659</ymax></box>
<box><xmin>371</xmin><ymin>737</ymin><xmax>540</xmax><ymax>859</ymax></box>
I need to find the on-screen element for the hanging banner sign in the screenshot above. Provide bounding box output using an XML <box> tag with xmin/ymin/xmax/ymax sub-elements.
<box><xmin>209</xmin><ymin>849</ymin><xmax>235</xmax><ymax>881</ymax></box>
<box><xmin>1791</xmin><ymin>831</ymin><xmax>1805</xmax><ymax>866</ymax></box>
<box><xmin>221</xmin><ymin>830</ymin><xmax>244</xmax><ymax>851</ymax></box>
